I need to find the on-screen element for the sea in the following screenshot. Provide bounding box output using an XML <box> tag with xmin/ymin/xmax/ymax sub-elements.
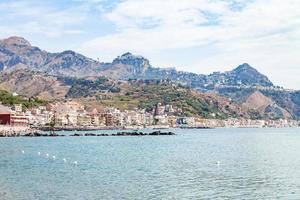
<box><xmin>0</xmin><ymin>128</ymin><xmax>300</xmax><ymax>200</ymax></box>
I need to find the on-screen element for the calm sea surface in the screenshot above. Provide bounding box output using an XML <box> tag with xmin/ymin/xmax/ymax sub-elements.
<box><xmin>1</xmin><ymin>128</ymin><xmax>300</xmax><ymax>200</ymax></box>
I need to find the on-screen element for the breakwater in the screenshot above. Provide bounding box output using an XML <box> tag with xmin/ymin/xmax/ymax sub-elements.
<box><xmin>71</xmin><ymin>131</ymin><xmax>175</xmax><ymax>137</ymax></box>
<box><xmin>1</xmin><ymin>130</ymin><xmax>175</xmax><ymax>137</ymax></box>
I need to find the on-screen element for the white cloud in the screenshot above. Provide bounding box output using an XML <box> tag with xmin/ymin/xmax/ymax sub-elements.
<box><xmin>0</xmin><ymin>1</ymin><xmax>87</xmax><ymax>38</ymax></box>
<box><xmin>81</xmin><ymin>0</ymin><xmax>300</xmax><ymax>88</ymax></box>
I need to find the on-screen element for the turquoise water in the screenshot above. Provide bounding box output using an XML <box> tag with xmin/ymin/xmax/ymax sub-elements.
<box><xmin>1</xmin><ymin>128</ymin><xmax>300</xmax><ymax>200</ymax></box>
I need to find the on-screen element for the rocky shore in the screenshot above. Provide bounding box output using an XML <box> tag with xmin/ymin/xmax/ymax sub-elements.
<box><xmin>0</xmin><ymin>126</ymin><xmax>32</xmax><ymax>137</ymax></box>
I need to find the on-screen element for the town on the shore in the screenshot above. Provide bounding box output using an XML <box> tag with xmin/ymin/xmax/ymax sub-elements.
<box><xmin>0</xmin><ymin>101</ymin><xmax>299</xmax><ymax>136</ymax></box>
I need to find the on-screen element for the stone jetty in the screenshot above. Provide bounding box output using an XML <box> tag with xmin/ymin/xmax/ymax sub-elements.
<box><xmin>0</xmin><ymin>129</ymin><xmax>175</xmax><ymax>137</ymax></box>
<box><xmin>70</xmin><ymin>131</ymin><xmax>175</xmax><ymax>137</ymax></box>
<box><xmin>22</xmin><ymin>132</ymin><xmax>66</xmax><ymax>137</ymax></box>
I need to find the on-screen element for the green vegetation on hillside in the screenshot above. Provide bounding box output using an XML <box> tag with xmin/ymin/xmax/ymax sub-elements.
<box><xmin>58</xmin><ymin>76</ymin><xmax>121</xmax><ymax>98</ymax></box>
<box><xmin>99</xmin><ymin>82</ymin><xmax>228</xmax><ymax>119</ymax></box>
<box><xmin>0</xmin><ymin>90</ymin><xmax>46</xmax><ymax>109</ymax></box>
<box><xmin>218</xmin><ymin>87</ymin><xmax>255</xmax><ymax>103</ymax></box>
<box><xmin>137</xmin><ymin>84</ymin><xmax>224</xmax><ymax>118</ymax></box>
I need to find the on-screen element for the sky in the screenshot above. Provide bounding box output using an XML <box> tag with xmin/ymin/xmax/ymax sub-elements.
<box><xmin>0</xmin><ymin>0</ymin><xmax>299</xmax><ymax>89</ymax></box>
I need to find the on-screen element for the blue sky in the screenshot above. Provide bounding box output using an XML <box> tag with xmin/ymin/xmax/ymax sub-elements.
<box><xmin>0</xmin><ymin>0</ymin><xmax>299</xmax><ymax>89</ymax></box>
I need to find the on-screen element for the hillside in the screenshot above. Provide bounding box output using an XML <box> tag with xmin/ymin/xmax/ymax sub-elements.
<box><xmin>80</xmin><ymin>80</ymin><xmax>254</xmax><ymax>119</ymax></box>
<box><xmin>0</xmin><ymin>70</ymin><xmax>70</xmax><ymax>100</ymax></box>
<box><xmin>243</xmin><ymin>91</ymin><xmax>292</xmax><ymax>119</ymax></box>
<box><xmin>0</xmin><ymin>69</ymin><xmax>297</xmax><ymax>120</ymax></box>
<box><xmin>0</xmin><ymin>70</ymin><xmax>122</xmax><ymax>100</ymax></box>
<box><xmin>58</xmin><ymin>76</ymin><xmax>121</xmax><ymax>98</ymax></box>
<box><xmin>0</xmin><ymin>36</ymin><xmax>299</xmax><ymax>120</ymax></box>
<box><xmin>0</xmin><ymin>70</ymin><xmax>256</xmax><ymax>119</ymax></box>
<box><xmin>218</xmin><ymin>87</ymin><xmax>300</xmax><ymax>119</ymax></box>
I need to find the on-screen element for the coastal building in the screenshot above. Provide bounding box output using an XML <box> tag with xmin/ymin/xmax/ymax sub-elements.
<box><xmin>89</xmin><ymin>109</ymin><xmax>100</xmax><ymax>126</ymax></box>
<box><xmin>29</xmin><ymin>112</ymin><xmax>53</xmax><ymax>126</ymax></box>
<box><xmin>51</xmin><ymin>101</ymin><xmax>85</xmax><ymax>126</ymax></box>
<box><xmin>1</xmin><ymin>98</ymin><xmax>298</xmax><ymax>129</ymax></box>
<box><xmin>167</xmin><ymin>116</ymin><xmax>177</xmax><ymax>127</ymax></box>
<box><xmin>0</xmin><ymin>104</ymin><xmax>12</xmax><ymax>125</ymax></box>
<box><xmin>154</xmin><ymin>115</ymin><xmax>168</xmax><ymax>125</ymax></box>
<box><xmin>77</xmin><ymin>114</ymin><xmax>92</xmax><ymax>126</ymax></box>
<box><xmin>10</xmin><ymin>115</ymin><xmax>29</xmax><ymax>126</ymax></box>
<box><xmin>14</xmin><ymin>104</ymin><xmax>22</xmax><ymax>113</ymax></box>
<box><xmin>0</xmin><ymin>104</ymin><xmax>29</xmax><ymax>126</ymax></box>
<box><xmin>144</xmin><ymin>112</ymin><xmax>154</xmax><ymax>126</ymax></box>
<box><xmin>54</xmin><ymin>113</ymin><xmax>68</xmax><ymax>126</ymax></box>
<box><xmin>154</xmin><ymin>103</ymin><xmax>165</xmax><ymax>116</ymax></box>
<box><xmin>103</xmin><ymin>113</ymin><xmax>113</xmax><ymax>126</ymax></box>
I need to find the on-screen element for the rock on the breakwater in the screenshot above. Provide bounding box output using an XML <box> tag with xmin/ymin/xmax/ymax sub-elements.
<box><xmin>22</xmin><ymin>132</ymin><xmax>65</xmax><ymax>137</ymax></box>
<box><xmin>97</xmin><ymin>133</ymin><xmax>109</xmax><ymax>136</ymax></box>
<box><xmin>84</xmin><ymin>133</ymin><xmax>97</xmax><ymax>136</ymax></box>
<box><xmin>115</xmin><ymin>131</ymin><xmax>175</xmax><ymax>136</ymax></box>
<box><xmin>149</xmin><ymin>131</ymin><xmax>175</xmax><ymax>136</ymax></box>
<box><xmin>115</xmin><ymin>132</ymin><xmax>147</xmax><ymax>136</ymax></box>
<box><xmin>70</xmin><ymin>133</ymin><xmax>83</xmax><ymax>137</ymax></box>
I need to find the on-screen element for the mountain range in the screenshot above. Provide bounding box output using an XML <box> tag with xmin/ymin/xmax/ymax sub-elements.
<box><xmin>0</xmin><ymin>36</ymin><xmax>299</xmax><ymax>120</ymax></box>
<box><xmin>0</xmin><ymin>36</ymin><xmax>273</xmax><ymax>87</ymax></box>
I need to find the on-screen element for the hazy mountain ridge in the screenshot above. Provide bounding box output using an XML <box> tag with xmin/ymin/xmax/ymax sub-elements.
<box><xmin>0</xmin><ymin>36</ymin><xmax>273</xmax><ymax>88</ymax></box>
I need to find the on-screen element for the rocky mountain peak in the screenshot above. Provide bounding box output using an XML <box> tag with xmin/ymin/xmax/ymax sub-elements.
<box><xmin>120</xmin><ymin>52</ymin><xmax>135</xmax><ymax>58</ymax></box>
<box><xmin>111</xmin><ymin>52</ymin><xmax>151</xmax><ymax>75</ymax></box>
<box><xmin>233</xmin><ymin>63</ymin><xmax>256</xmax><ymax>73</ymax></box>
<box><xmin>230</xmin><ymin>63</ymin><xmax>273</xmax><ymax>87</ymax></box>
<box><xmin>1</xmin><ymin>36</ymin><xmax>31</xmax><ymax>46</ymax></box>
<box><xmin>60</xmin><ymin>50</ymin><xmax>77</xmax><ymax>56</ymax></box>
<box><xmin>119</xmin><ymin>52</ymin><xmax>143</xmax><ymax>60</ymax></box>
<box><xmin>113</xmin><ymin>52</ymin><xmax>151</xmax><ymax>67</ymax></box>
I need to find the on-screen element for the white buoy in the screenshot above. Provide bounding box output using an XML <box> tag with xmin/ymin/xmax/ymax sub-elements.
<box><xmin>216</xmin><ymin>161</ymin><xmax>221</xmax><ymax>166</ymax></box>
<box><xmin>63</xmin><ymin>158</ymin><xmax>67</xmax><ymax>163</ymax></box>
<box><xmin>52</xmin><ymin>156</ymin><xmax>56</xmax><ymax>160</ymax></box>
<box><xmin>21</xmin><ymin>150</ymin><xmax>25</xmax><ymax>154</ymax></box>
<box><xmin>38</xmin><ymin>152</ymin><xmax>41</xmax><ymax>156</ymax></box>
<box><xmin>73</xmin><ymin>161</ymin><xmax>78</xmax><ymax>166</ymax></box>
